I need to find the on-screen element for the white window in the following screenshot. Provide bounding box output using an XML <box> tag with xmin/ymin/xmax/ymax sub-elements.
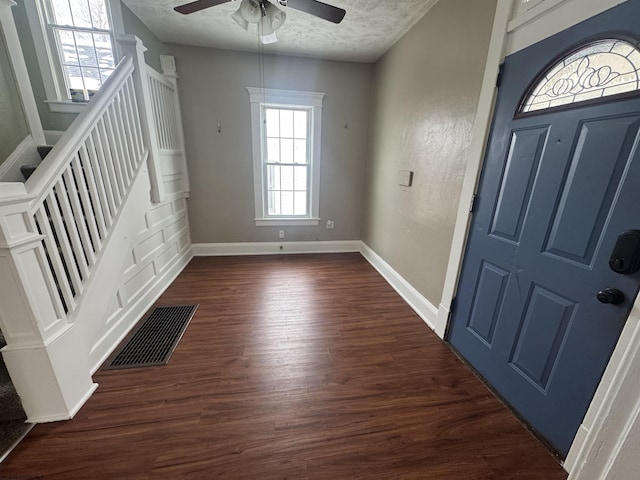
<box><xmin>25</xmin><ymin>0</ymin><xmax>123</xmax><ymax>113</ymax></box>
<box><xmin>247</xmin><ymin>88</ymin><xmax>324</xmax><ymax>226</ymax></box>
<box><xmin>520</xmin><ymin>39</ymin><xmax>640</xmax><ymax>114</ymax></box>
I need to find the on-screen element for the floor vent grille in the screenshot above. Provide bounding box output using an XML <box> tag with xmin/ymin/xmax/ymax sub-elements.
<box><xmin>106</xmin><ymin>305</ymin><xmax>197</xmax><ymax>370</ymax></box>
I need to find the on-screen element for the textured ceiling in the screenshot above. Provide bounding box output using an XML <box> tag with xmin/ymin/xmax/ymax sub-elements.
<box><xmin>122</xmin><ymin>0</ymin><xmax>440</xmax><ymax>63</ymax></box>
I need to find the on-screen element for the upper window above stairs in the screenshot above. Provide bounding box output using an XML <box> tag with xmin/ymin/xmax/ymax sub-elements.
<box><xmin>24</xmin><ymin>0</ymin><xmax>123</xmax><ymax>114</ymax></box>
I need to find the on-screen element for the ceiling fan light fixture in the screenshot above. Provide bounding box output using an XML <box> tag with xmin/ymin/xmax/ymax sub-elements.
<box><xmin>231</xmin><ymin>9</ymin><xmax>250</xmax><ymax>30</ymax></box>
<box><xmin>264</xmin><ymin>2</ymin><xmax>286</xmax><ymax>31</ymax></box>
<box><xmin>236</xmin><ymin>0</ymin><xmax>261</xmax><ymax>23</ymax></box>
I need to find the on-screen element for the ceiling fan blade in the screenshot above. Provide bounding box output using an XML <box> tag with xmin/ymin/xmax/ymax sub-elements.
<box><xmin>286</xmin><ymin>0</ymin><xmax>346</xmax><ymax>24</ymax></box>
<box><xmin>174</xmin><ymin>0</ymin><xmax>232</xmax><ymax>15</ymax></box>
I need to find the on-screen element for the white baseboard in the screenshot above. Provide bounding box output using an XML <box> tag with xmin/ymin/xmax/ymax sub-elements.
<box><xmin>360</xmin><ymin>242</ymin><xmax>439</xmax><ymax>331</ymax></box>
<box><xmin>89</xmin><ymin>249</ymin><xmax>192</xmax><ymax>373</ymax></box>
<box><xmin>26</xmin><ymin>382</ymin><xmax>99</xmax><ymax>423</ymax></box>
<box><xmin>192</xmin><ymin>240</ymin><xmax>362</xmax><ymax>256</ymax></box>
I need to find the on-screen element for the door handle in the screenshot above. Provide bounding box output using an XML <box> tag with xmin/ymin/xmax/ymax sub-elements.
<box><xmin>597</xmin><ymin>288</ymin><xmax>625</xmax><ymax>305</ymax></box>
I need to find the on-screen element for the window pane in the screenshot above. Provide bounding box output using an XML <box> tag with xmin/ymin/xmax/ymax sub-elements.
<box><xmin>70</xmin><ymin>0</ymin><xmax>93</xmax><ymax>28</ymax></box>
<box><xmin>82</xmin><ymin>67</ymin><xmax>101</xmax><ymax>91</ymax></box>
<box><xmin>88</xmin><ymin>0</ymin><xmax>110</xmax><ymax>29</ymax></box>
<box><xmin>293</xmin><ymin>110</ymin><xmax>307</xmax><ymax>139</ymax></box>
<box><xmin>522</xmin><ymin>39</ymin><xmax>640</xmax><ymax>113</ymax></box>
<box><xmin>51</xmin><ymin>0</ymin><xmax>73</xmax><ymax>26</ymax></box>
<box><xmin>280</xmin><ymin>109</ymin><xmax>294</xmax><ymax>137</ymax></box>
<box><xmin>294</xmin><ymin>166</ymin><xmax>307</xmax><ymax>191</ymax></box>
<box><xmin>280</xmin><ymin>192</ymin><xmax>294</xmax><ymax>216</ymax></box>
<box><xmin>293</xmin><ymin>139</ymin><xmax>307</xmax><ymax>164</ymax></box>
<box><xmin>294</xmin><ymin>192</ymin><xmax>307</xmax><ymax>215</ymax></box>
<box><xmin>267</xmin><ymin>138</ymin><xmax>280</xmax><ymax>163</ymax></box>
<box><xmin>268</xmin><ymin>191</ymin><xmax>280</xmax><ymax>215</ymax></box>
<box><xmin>265</xmin><ymin>109</ymin><xmax>279</xmax><ymax>137</ymax></box>
<box><xmin>281</xmin><ymin>166</ymin><xmax>294</xmax><ymax>190</ymax></box>
<box><xmin>280</xmin><ymin>138</ymin><xmax>294</xmax><ymax>163</ymax></box>
<box><xmin>76</xmin><ymin>32</ymin><xmax>98</xmax><ymax>67</ymax></box>
<box><xmin>95</xmin><ymin>33</ymin><xmax>114</xmax><ymax>68</ymax></box>
<box><xmin>56</xmin><ymin>29</ymin><xmax>79</xmax><ymax>65</ymax></box>
<box><xmin>267</xmin><ymin>165</ymin><xmax>281</xmax><ymax>190</ymax></box>
<box><xmin>66</xmin><ymin>65</ymin><xmax>84</xmax><ymax>91</ymax></box>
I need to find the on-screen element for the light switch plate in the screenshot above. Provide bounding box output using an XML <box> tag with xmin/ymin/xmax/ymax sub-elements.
<box><xmin>398</xmin><ymin>170</ymin><xmax>414</xmax><ymax>187</ymax></box>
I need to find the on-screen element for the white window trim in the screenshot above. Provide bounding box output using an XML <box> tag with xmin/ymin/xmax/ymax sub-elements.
<box><xmin>23</xmin><ymin>0</ymin><xmax>124</xmax><ymax>114</ymax></box>
<box><xmin>247</xmin><ymin>87</ymin><xmax>324</xmax><ymax>227</ymax></box>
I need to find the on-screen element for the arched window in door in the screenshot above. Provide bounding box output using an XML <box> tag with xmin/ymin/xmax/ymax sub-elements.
<box><xmin>520</xmin><ymin>38</ymin><xmax>640</xmax><ymax>113</ymax></box>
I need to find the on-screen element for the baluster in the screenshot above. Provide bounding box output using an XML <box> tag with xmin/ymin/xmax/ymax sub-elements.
<box><xmin>79</xmin><ymin>142</ymin><xmax>111</xmax><ymax>231</ymax></box>
<box><xmin>123</xmin><ymin>78</ymin><xmax>143</xmax><ymax>161</ymax></box>
<box><xmin>105</xmin><ymin>106</ymin><xmax>130</xmax><ymax>191</ymax></box>
<box><xmin>56</xmin><ymin>171</ymin><xmax>90</xmax><ymax>280</ymax></box>
<box><xmin>62</xmin><ymin>167</ymin><xmax>97</xmax><ymax>266</ymax></box>
<box><xmin>71</xmin><ymin>153</ymin><xmax>106</xmax><ymax>240</ymax></box>
<box><xmin>98</xmin><ymin>116</ymin><xmax>124</xmax><ymax>202</ymax></box>
<box><xmin>35</xmin><ymin>203</ymin><xmax>76</xmax><ymax>312</ymax></box>
<box><xmin>126</xmin><ymin>76</ymin><xmax>145</xmax><ymax>161</ymax></box>
<box><xmin>68</xmin><ymin>155</ymin><xmax>102</xmax><ymax>251</ymax></box>
<box><xmin>111</xmin><ymin>95</ymin><xmax>134</xmax><ymax>183</ymax></box>
<box><xmin>47</xmin><ymin>181</ymin><xmax>84</xmax><ymax>297</ymax></box>
<box><xmin>90</xmin><ymin>127</ymin><xmax>117</xmax><ymax>217</ymax></box>
<box><xmin>116</xmin><ymin>89</ymin><xmax>137</xmax><ymax>176</ymax></box>
<box><xmin>81</xmin><ymin>140</ymin><xmax>112</xmax><ymax>228</ymax></box>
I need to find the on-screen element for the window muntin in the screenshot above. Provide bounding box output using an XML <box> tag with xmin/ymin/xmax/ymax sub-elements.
<box><xmin>44</xmin><ymin>0</ymin><xmax>116</xmax><ymax>102</ymax></box>
<box><xmin>263</xmin><ymin>107</ymin><xmax>311</xmax><ymax>217</ymax></box>
<box><xmin>521</xmin><ymin>39</ymin><xmax>640</xmax><ymax>113</ymax></box>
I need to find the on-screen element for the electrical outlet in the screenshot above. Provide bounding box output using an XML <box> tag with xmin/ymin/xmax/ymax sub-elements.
<box><xmin>279</xmin><ymin>230</ymin><xmax>285</xmax><ymax>239</ymax></box>
<box><xmin>326</xmin><ymin>220</ymin><xmax>335</xmax><ymax>229</ymax></box>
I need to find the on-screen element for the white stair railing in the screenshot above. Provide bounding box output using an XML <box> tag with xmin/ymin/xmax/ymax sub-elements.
<box><xmin>0</xmin><ymin>35</ymin><xmax>177</xmax><ymax>422</ymax></box>
<box><xmin>25</xmin><ymin>56</ymin><xmax>146</xmax><ymax>316</ymax></box>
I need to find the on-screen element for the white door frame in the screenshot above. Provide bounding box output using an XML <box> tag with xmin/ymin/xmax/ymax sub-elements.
<box><xmin>436</xmin><ymin>0</ymin><xmax>640</xmax><ymax>476</ymax></box>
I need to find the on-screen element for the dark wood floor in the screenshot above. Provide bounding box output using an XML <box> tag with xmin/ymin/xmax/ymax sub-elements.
<box><xmin>0</xmin><ymin>254</ymin><xmax>567</xmax><ymax>479</ymax></box>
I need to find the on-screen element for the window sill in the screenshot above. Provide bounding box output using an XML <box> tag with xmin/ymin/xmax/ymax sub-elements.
<box><xmin>46</xmin><ymin>100</ymin><xmax>87</xmax><ymax>114</ymax></box>
<box><xmin>255</xmin><ymin>218</ymin><xmax>320</xmax><ymax>227</ymax></box>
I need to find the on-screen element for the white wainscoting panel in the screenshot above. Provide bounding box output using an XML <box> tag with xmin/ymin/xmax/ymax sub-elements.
<box><xmin>89</xmin><ymin>195</ymin><xmax>192</xmax><ymax>372</ymax></box>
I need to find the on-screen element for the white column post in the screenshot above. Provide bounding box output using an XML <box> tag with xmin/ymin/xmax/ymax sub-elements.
<box><xmin>160</xmin><ymin>54</ymin><xmax>191</xmax><ymax>196</ymax></box>
<box><xmin>117</xmin><ymin>35</ymin><xmax>165</xmax><ymax>203</ymax></box>
<box><xmin>0</xmin><ymin>185</ymin><xmax>97</xmax><ymax>422</ymax></box>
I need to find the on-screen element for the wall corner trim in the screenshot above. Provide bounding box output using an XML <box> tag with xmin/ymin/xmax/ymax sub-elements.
<box><xmin>360</xmin><ymin>242</ymin><xmax>439</xmax><ymax>331</ymax></box>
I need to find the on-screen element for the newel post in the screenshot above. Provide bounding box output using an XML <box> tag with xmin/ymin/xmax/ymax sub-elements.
<box><xmin>160</xmin><ymin>54</ymin><xmax>191</xmax><ymax>196</ymax></box>
<box><xmin>117</xmin><ymin>35</ymin><xmax>165</xmax><ymax>203</ymax></box>
<box><xmin>0</xmin><ymin>185</ymin><xmax>96</xmax><ymax>422</ymax></box>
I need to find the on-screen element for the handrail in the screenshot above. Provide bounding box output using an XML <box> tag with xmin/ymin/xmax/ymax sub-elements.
<box><xmin>25</xmin><ymin>56</ymin><xmax>136</xmax><ymax>200</ymax></box>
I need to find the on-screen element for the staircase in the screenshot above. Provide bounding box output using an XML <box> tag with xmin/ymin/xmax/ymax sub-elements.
<box><xmin>0</xmin><ymin>35</ymin><xmax>192</xmax><ymax>440</ymax></box>
<box><xmin>19</xmin><ymin>145</ymin><xmax>53</xmax><ymax>181</ymax></box>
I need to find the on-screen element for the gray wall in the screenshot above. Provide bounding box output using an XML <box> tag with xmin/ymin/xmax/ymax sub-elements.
<box><xmin>0</xmin><ymin>23</ymin><xmax>29</xmax><ymax>165</ymax></box>
<box><xmin>168</xmin><ymin>44</ymin><xmax>372</xmax><ymax>243</ymax></box>
<box><xmin>361</xmin><ymin>0</ymin><xmax>497</xmax><ymax>305</ymax></box>
<box><xmin>10</xmin><ymin>0</ymin><xmax>166</xmax><ymax>132</ymax></box>
<box><xmin>121</xmin><ymin>3</ymin><xmax>166</xmax><ymax>74</ymax></box>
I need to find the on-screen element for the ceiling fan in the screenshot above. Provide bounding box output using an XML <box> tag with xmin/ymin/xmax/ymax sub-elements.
<box><xmin>174</xmin><ymin>0</ymin><xmax>346</xmax><ymax>44</ymax></box>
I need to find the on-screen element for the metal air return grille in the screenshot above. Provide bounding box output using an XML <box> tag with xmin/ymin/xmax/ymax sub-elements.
<box><xmin>106</xmin><ymin>305</ymin><xmax>198</xmax><ymax>370</ymax></box>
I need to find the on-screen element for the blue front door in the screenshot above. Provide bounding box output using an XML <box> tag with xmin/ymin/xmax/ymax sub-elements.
<box><xmin>448</xmin><ymin>1</ymin><xmax>640</xmax><ymax>457</ymax></box>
